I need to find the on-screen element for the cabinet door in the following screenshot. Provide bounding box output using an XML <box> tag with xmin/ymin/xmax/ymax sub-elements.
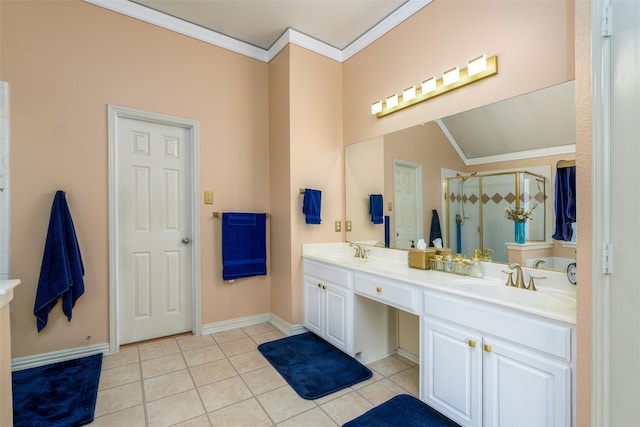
<box><xmin>483</xmin><ymin>337</ymin><xmax>571</xmax><ymax>427</ymax></box>
<box><xmin>303</xmin><ymin>276</ymin><xmax>324</xmax><ymax>337</ymax></box>
<box><xmin>324</xmin><ymin>283</ymin><xmax>349</xmax><ymax>351</ymax></box>
<box><xmin>422</xmin><ymin>316</ymin><xmax>482</xmax><ymax>427</ymax></box>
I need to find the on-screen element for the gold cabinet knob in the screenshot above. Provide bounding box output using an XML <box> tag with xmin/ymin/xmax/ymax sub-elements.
<box><xmin>468</xmin><ymin>340</ymin><xmax>476</xmax><ymax>348</ymax></box>
<box><xmin>323</xmin><ymin>285</ymin><xmax>327</xmax><ymax>290</ymax></box>
<box><xmin>484</xmin><ymin>344</ymin><xmax>492</xmax><ymax>353</ymax></box>
<box><xmin>317</xmin><ymin>283</ymin><xmax>322</xmax><ymax>288</ymax></box>
<box><xmin>376</xmin><ymin>287</ymin><xmax>382</xmax><ymax>293</ymax></box>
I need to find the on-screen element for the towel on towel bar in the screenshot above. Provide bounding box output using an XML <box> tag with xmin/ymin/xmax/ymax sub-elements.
<box><xmin>34</xmin><ymin>191</ymin><xmax>85</xmax><ymax>332</ymax></box>
<box><xmin>302</xmin><ymin>188</ymin><xmax>322</xmax><ymax>224</ymax></box>
<box><xmin>369</xmin><ymin>194</ymin><xmax>383</xmax><ymax>224</ymax></box>
<box><xmin>222</xmin><ymin>212</ymin><xmax>267</xmax><ymax>281</ymax></box>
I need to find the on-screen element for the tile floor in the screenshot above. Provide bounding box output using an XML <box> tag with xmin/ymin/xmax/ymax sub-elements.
<box><xmin>90</xmin><ymin>322</ymin><xmax>419</xmax><ymax>426</ymax></box>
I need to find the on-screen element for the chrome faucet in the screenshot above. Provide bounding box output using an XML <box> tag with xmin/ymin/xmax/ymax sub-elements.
<box><xmin>508</xmin><ymin>263</ymin><xmax>526</xmax><ymax>288</ymax></box>
<box><xmin>350</xmin><ymin>242</ymin><xmax>368</xmax><ymax>259</ymax></box>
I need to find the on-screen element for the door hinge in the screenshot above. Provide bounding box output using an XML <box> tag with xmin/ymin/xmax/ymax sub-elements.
<box><xmin>602</xmin><ymin>243</ymin><xmax>612</xmax><ymax>274</ymax></box>
<box><xmin>601</xmin><ymin>4</ymin><xmax>612</xmax><ymax>37</ymax></box>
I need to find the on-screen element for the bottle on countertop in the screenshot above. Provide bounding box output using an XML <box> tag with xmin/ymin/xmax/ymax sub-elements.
<box><xmin>470</xmin><ymin>249</ymin><xmax>484</xmax><ymax>278</ymax></box>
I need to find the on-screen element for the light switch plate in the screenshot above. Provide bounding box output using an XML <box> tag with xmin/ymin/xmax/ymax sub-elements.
<box><xmin>204</xmin><ymin>191</ymin><xmax>214</xmax><ymax>204</ymax></box>
<box><xmin>334</xmin><ymin>220</ymin><xmax>341</xmax><ymax>232</ymax></box>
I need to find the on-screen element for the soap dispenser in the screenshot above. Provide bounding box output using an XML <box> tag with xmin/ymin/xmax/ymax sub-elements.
<box><xmin>470</xmin><ymin>249</ymin><xmax>484</xmax><ymax>278</ymax></box>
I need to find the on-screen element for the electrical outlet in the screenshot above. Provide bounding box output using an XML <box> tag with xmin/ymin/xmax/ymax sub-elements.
<box><xmin>204</xmin><ymin>191</ymin><xmax>213</xmax><ymax>204</ymax></box>
<box><xmin>346</xmin><ymin>220</ymin><xmax>352</xmax><ymax>232</ymax></box>
<box><xmin>388</xmin><ymin>202</ymin><xmax>393</xmax><ymax>211</ymax></box>
<box><xmin>335</xmin><ymin>220</ymin><xmax>342</xmax><ymax>232</ymax></box>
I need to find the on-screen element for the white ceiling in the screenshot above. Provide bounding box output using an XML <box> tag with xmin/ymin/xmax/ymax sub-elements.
<box><xmin>132</xmin><ymin>0</ymin><xmax>409</xmax><ymax>50</ymax></box>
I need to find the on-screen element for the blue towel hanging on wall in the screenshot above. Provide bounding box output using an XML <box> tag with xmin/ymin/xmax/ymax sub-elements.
<box><xmin>552</xmin><ymin>164</ymin><xmax>576</xmax><ymax>241</ymax></box>
<box><xmin>369</xmin><ymin>194</ymin><xmax>383</xmax><ymax>224</ymax></box>
<box><xmin>222</xmin><ymin>212</ymin><xmax>267</xmax><ymax>281</ymax></box>
<box><xmin>34</xmin><ymin>190</ymin><xmax>85</xmax><ymax>332</ymax></box>
<box><xmin>302</xmin><ymin>188</ymin><xmax>322</xmax><ymax>224</ymax></box>
<box><xmin>428</xmin><ymin>209</ymin><xmax>442</xmax><ymax>247</ymax></box>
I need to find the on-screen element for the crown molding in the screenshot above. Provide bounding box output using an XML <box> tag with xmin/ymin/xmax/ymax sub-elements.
<box><xmin>83</xmin><ymin>0</ymin><xmax>431</xmax><ymax>63</ymax></box>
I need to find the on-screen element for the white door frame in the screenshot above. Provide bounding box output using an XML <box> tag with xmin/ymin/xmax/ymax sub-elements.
<box><xmin>108</xmin><ymin>105</ymin><xmax>201</xmax><ymax>354</ymax></box>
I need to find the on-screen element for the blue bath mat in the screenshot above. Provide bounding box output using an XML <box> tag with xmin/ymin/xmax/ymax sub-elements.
<box><xmin>258</xmin><ymin>332</ymin><xmax>372</xmax><ymax>400</ymax></box>
<box><xmin>12</xmin><ymin>353</ymin><xmax>103</xmax><ymax>427</ymax></box>
<box><xmin>343</xmin><ymin>394</ymin><xmax>461</xmax><ymax>427</ymax></box>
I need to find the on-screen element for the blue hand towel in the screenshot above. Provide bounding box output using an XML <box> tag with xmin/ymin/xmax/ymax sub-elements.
<box><xmin>302</xmin><ymin>189</ymin><xmax>322</xmax><ymax>224</ymax></box>
<box><xmin>34</xmin><ymin>191</ymin><xmax>85</xmax><ymax>332</ymax></box>
<box><xmin>369</xmin><ymin>194</ymin><xmax>383</xmax><ymax>224</ymax></box>
<box><xmin>552</xmin><ymin>164</ymin><xmax>576</xmax><ymax>241</ymax></box>
<box><xmin>429</xmin><ymin>209</ymin><xmax>442</xmax><ymax>247</ymax></box>
<box><xmin>222</xmin><ymin>213</ymin><xmax>267</xmax><ymax>281</ymax></box>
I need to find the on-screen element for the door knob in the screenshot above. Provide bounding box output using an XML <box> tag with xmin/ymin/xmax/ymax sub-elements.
<box><xmin>181</xmin><ymin>237</ymin><xmax>191</xmax><ymax>244</ymax></box>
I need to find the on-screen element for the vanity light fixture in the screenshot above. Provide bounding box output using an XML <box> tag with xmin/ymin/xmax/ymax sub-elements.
<box><xmin>371</xmin><ymin>55</ymin><xmax>498</xmax><ymax>118</ymax></box>
<box><xmin>386</xmin><ymin>93</ymin><xmax>399</xmax><ymax>108</ymax></box>
<box><xmin>371</xmin><ymin>100</ymin><xmax>383</xmax><ymax>114</ymax></box>
<box><xmin>467</xmin><ymin>55</ymin><xmax>487</xmax><ymax>76</ymax></box>
<box><xmin>421</xmin><ymin>77</ymin><xmax>436</xmax><ymax>94</ymax></box>
<box><xmin>442</xmin><ymin>67</ymin><xmax>460</xmax><ymax>86</ymax></box>
<box><xmin>403</xmin><ymin>86</ymin><xmax>417</xmax><ymax>102</ymax></box>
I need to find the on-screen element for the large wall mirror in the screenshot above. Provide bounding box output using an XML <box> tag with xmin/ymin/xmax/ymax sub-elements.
<box><xmin>345</xmin><ymin>80</ymin><xmax>576</xmax><ymax>272</ymax></box>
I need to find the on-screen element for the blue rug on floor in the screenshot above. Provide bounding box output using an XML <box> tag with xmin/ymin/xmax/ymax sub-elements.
<box><xmin>12</xmin><ymin>353</ymin><xmax>103</xmax><ymax>427</ymax></box>
<box><xmin>343</xmin><ymin>394</ymin><xmax>461</xmax><ymax>427</ymax></box>
<box><xmin>258</xmin><ymin>332</ymin><xmax>372</xmax><ymax>400</ymax></box>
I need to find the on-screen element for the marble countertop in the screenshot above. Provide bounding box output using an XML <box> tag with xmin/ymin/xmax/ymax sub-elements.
<box><xmin>302</xmin><ymin>243</ymin><xmax>576</xmax><ymax>325</ymax></box>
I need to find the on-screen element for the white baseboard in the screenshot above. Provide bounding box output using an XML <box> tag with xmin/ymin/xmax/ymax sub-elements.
<box><xmin>12</xmin><ymin>343</ymin><xmax>109</xmax><ymax>372</ymax></box>
<box><xmin>200</xmin><ymin>312</ymin><xmax>306</xmax><ymax>337</ymax></box>
<box><xmin>397</xmin><ymin>347</ymin><xmax>420</xmax><ymax>365</ymax></box>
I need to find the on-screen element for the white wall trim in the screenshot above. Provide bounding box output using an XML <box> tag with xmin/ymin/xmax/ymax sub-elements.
<box><xmin>200</xmin><ymin>312</ymin><xmax>305</xmax><ymax>337</ymax></box>
<box><xmin>11</xmin><ymin>343</ymin><xmax>109</xmax><ymax>372</ymax></box>
<box><xmin>83</xmin><ymin>0</ymin><xmax>431</xmax><ymax>64</ymax></box>
<box><xmin>108</xmin><ymin>105</ymin><xmax>201</xmax><ymax>354</ymax></box>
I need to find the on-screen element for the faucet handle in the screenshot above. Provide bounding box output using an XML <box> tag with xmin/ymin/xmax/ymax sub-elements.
<box><xmin>527</xmin><ymin>275</ymin><xmax>547</xmax><ymax>291</ymax></box>
<box><xmin>501</xmin><ymin>270</ymin><xmax>515</xmax><ymax>287</ymax></box>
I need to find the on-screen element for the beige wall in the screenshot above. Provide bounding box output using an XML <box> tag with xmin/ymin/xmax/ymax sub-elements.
<box><xmin>0</xmin><ymin>304</ymin><xmax>12</xmax><ymax>426</ymax></box>
<box><xmin>1</xmin><ymin>1</ymin><xmax>270</xmax><ymax>357</ymax></box>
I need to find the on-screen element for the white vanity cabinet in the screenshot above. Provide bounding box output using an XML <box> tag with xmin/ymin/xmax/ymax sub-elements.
<box><xmin>302</xmin><ymin>259</ymin><xmax>353</xmax><ymax>354</ymax></box>
<box><xmin>422</xmin><ymin>289</ymin><xmax>573</xmax><ymax>427</ymax></box>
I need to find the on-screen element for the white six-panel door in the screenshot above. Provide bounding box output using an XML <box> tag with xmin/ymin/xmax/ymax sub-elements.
<box><xmin>117</xmin><ymin>116</ymin><xmax>193</xmax><ymax>344</ymax></box>
<box><xmin>394</xmin><ymin>161</ymin><xmax>422</xmax><ymax>249</ymax></box>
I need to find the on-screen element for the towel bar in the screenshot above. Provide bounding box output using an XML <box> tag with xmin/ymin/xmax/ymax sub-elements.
<box><xmin>213</xmin><ymin>212</ymin><xmax>270</xmax><ymax>219</ymax></box>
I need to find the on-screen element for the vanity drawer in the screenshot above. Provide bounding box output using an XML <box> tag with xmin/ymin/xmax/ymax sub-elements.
<box><xmin>423</xmin><ymin>289</ymin><xmax>572</xmax><ymax>362</ymax></box>
<box><xmin>303</xmin><ymin>259</ymin><xmax>351</xmax><ymax>288</ymax></box>
<box><xmin>354</xmin><ymin>273</ymin><xmax>417</xmax><ymax>313</ymax></box>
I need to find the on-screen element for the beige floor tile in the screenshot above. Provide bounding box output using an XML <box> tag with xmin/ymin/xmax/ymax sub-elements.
<box><xmin>241</xmin><ymin>365</ymin><xmax>288</xmax><ymax>395</ymax></box>
<box><xmin>208</xmin><ymin>397</ymin><xmax>273</xmax><ymax>426</ymax></box>
<box><xmin>257</xmin><ymin>386</ymin><xmax>317</xmax><ymax>423</ymax></box>
<box><xmin>219</xmin><ymin>336</ymin><xmax>258</xmax><ymax>357</ymax></box>
<box><xmin>139</xmin><ymin>339</ymin><xmax>180</xmax><ymax>361</ymax></box>
<box><xmin>388</xmin><ymin>365</ymin><xmax>419</xmax><ymax>396</ymax></box>
<box><xmin>99</xmin><ymin>362</ymin><xmax>141</xmax><ymax>391</ymax></box>
<box><xmin>277</xmin><ymin>407</ymin><xmax>338</xmax><ymax>427</ymax></box>
<box><xmin>89</xmin><ymin>405</ymin><xmax>147</xmax><ymax>426</ymax></box>
<box><xmin>94</xmin><ymin>382</ymin><xmax>144</xmax><ymax>418</ymax></box>
<box><xmin>251</xmin><ymin>330</ymin><xmax>285</xmax><ymax>345</ymax></box>
<box><xmin>357</xmin><ymin>378</ymin><xmax>408</xmax><ymax>406</ymax></box>
<box><xmin>189</xmin><ymin>358</ymin><xmax>238</xmax><ymax>387</ymax></box>
<box><xmin>228</xmin><ymin>349</ymin><xmax>270</xmax><ymax>374</ymax></box>
<box><xmin>146</xmin><ymin>389</ymin><xmax>205</xmax><ymax>427</ymax></box>
<box><xmin>320</xmin><ymin>391</ymin><xmax>374</xmax><ymax>426</ymax></box>
<box><xmin>351</xmin><ymin>370</ymin><xmax>383</xmax><ymax>390</ymax></box>
<box><xmin>212</xmin><ymin>328</ymin><xmax>249</xmax><ymax>343</ymax></box>
<box><xmin>171</xmin><ymin>414</ymin><xmax>212</xmax><ymax>427</ymax></box>
<box><xmin>242</xmin><ymin>323</ymin><xmax>276</xmax><ymax>336</ymax></box>
<box><xmin>177</xmin><ymin>334</ymin><xmax>216</xmax><ymax>352</ymax></box>
<box><xmin>102</xmin><ymin>347</ymin><xmax>139</xmax><ymax>370</ymax></box>
<box><xmin>314</xmin><ymin>387</ymin><xmax>353</xmax><ymax>405</ymax></box>
<box><xmin>367</xmin><ymin>356</ymin><xmax>411</xmax><ymax>377</ymax></box>
<box><xmin>144</xmin><ymin>368</ymin><xmax>194</xmax><ymax>402</ymax></box>
<box><xmin>182</xmin><ymin>345</ymin><xmax>226</xmax><ymax>367</ymax></box>
<box><xmin>141</xmin><ymin>353</ymin><xmax>186</xmax><ymax>379</ymax></box>
<box><xmin>393</xmin><ymin>353</ymin><xmax>418</xmax><ymax>366</ymax></box>
<box><xmin>198</xmin><ymin>376</ymin><xmax>253</xmax><ymax>412</ymax></box>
